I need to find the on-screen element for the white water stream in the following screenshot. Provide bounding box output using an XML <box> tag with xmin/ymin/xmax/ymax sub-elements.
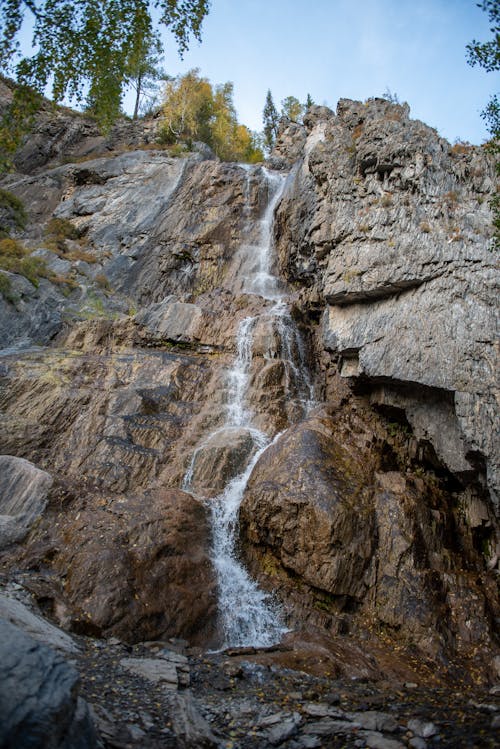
<box><xmin>183</xmin><ymin>167</ymin><xmax>314</xmax><ymax>648</ymax></box>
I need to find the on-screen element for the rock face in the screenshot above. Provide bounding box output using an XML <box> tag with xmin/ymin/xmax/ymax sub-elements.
<box><xmin>274</xmin><ymin>99</ymin><xmax>499</xmax><ymax>511</ymax></box>
<box><xmin>0</xmin><ymin>618</ymin><xmax>97</xmax><ymax>749</ymax></box>
<box><xmin>0</xmin><ymin>93</ymin><xmax>498</xmax><ymax>677</ymax></box>
<box><xmin>241</xmin><ymin>413</ymin><xmax>498</xmax><ymax>657</ymax></box>
<box><xmin>0</xmin><ymin>455</ymin><xmax>53</xmax><ymax>548</ymax></box>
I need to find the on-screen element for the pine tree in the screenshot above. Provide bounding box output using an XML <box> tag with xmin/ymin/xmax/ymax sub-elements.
<box><xmin>263</xmin><ymin>90</ymin><xmax>279</xmax><ymax>151</ymax></box>
<box><xmin>305</xmin><ymin>93</ymin><xmax>314</xmax><ymax>110</ymax></box>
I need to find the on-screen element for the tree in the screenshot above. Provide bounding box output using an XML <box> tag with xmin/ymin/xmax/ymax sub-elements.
<box><xmin>467</xmin><ymin>0</ymin><xmax>500</xmax><ymax>248</ymax></box>
<box><xmin>161</xmin><ymin>68</ymin><xmax>213</xmax><ymax>144</ymax></box>
<box><xmin>159</xmin><ymin>69</ymin><xmax>263</xmax><ymax>163</ymax></box>
<box><xmin>124</xmin><ymin>30</ymin><xmax>166</xmax><ymax>119</ymax></box>
<box><xmin>281</xmin><ymin>95</ymin><xmax>304</xmax><ymax>123</ymax></box>
<box><xmin>305</xmin><ymin>93</ymin><xmax>314</xmax><ymax>110</ymax></box>
<box><xmin>263</xmin><ymin>89</ymin><xmax>279</xmax><ymax>151</ymax></box>
<box><xmin>0</xmin><ymin>1</ymin><xmax>210</xmax><ymax>129</ymax></box>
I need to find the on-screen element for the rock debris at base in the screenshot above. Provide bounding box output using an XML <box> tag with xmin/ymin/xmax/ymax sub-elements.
<box><xmin>67</xmin><ymin>635</ymin><xmax>499</xmax><ymax>749</ymax></box>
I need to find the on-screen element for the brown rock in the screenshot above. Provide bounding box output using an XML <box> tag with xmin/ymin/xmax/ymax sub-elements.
<box><xmin>54</xmin><ymin>488</ymin><xmax>217</xmax><ymax>645</ymax></box>
<box><xmin>240</xmin><ymin>414</ymin><xmax>375</xmax><ymax>601</ymax></box>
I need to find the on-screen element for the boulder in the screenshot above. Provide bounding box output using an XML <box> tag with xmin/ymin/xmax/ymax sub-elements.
<box><xmin>0</xmin><ymin>594</ymin><xmax>79</xmax><ymax>653</ymax></box>
<box><xmin>240</xmin><ymin>415</ymin><xmax>376</xmax><ymax>601</ymax></box>
<box><xmin>0</xmin><ymin>455</ymin><xmax>53</xmax><ymax>549</ymax></box>
<box><xmin>187</xmin><ymin>426</ymin><xmax>262</xmax><ymax>497</ymax></box>
<box><xmin>55</xmin><ymin>488</ymin><xmax>217</xmax><ymax>645</ymax></box>
<box><xmin>0</xmin><ymin>618</ymin><xmax>97</xmax><ymax>749</ymax></box>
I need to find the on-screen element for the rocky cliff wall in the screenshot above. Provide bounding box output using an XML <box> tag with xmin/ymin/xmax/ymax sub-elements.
<box><xmin>0</xmin><ymin>95</ymin><xmax>498</xmax><ymax>681</ymax></box>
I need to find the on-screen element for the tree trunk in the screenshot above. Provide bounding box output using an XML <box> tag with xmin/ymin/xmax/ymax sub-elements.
<box><xmin>133</xmin><ymin>74</ymin><xmax>142</xmax><ymax>120</ymax></box>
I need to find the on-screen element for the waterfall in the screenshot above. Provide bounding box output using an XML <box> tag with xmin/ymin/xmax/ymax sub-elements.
<box><xmin>182</xmin><ymin>166</ymin><xmax>314</xmax><ymax>649</ymax></box>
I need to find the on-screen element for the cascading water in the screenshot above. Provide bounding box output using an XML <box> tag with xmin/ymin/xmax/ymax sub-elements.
<box><xmin>182</xmin><ymin>166</ymin><xmax>314</xmax><ymax>648</ymax></box>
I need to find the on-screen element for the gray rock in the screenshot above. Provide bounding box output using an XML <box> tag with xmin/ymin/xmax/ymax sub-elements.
<box><xmin>275</xmin><ymin>96</ymin><xmax>499</xmax><ymax>509</ymax></box>
<box><xmin>409</xmin><ymin>738</ymin><xmax>427</xmax><ymax>749</ymax></box>
<box><xmin>0</xmin><ymin>455</ymin><xmax>53</xmax><ymax>548</ymax></box>
<box><xmin>348</xmin><ymin>711</ymin><xmax>399</xmax><ymax>732</ymax></box>
<box><xmin>302</xmin><ymin>702</ymin><xmax>345</xmax><ymax>719</ymax></box>
<box><xmin>306</xmin><ymin>719</ymin><xmax>361</xmax><ymax>735</ymax></box>
<box><xmin>359</xmin><ymin>732</ymin><xmax>405</xmax><ymax>749</ymax></box>
<box><xmin>296</xmin><ymin>737</ymin><xmax>322</xmax><ymax>749</ymax></box>
<box><xmin>0</xmin><ymin>594</ymin><xmax>79</xmax><ymax>653</ymax></box>
<box><xmin>120</xmin><ymin>657</ymin><xmax>178</xmax><ymax>688</ymax></box>
<box><xmin>135</xmin><ymin>297</ymin><xmax>202</xmax><ymax>343</ymax></box>
<box><xmin>167</xmin><ymin>691</ymin><xmax>219</xmax><ymax>748</ymax></box>
<box><xmin>266</xmin><ymin>712</ymin><xmax>301</xmax><ymax>745</ymax></box>
<box><xmin>407</xmin><ymin>718</ymin><xmax>439</xmax><ymax>738</ymax></box>
<box><xmin>0</xmin><ymin>618</ymin><xmax>97</xmax><ymax>748</ymax></box>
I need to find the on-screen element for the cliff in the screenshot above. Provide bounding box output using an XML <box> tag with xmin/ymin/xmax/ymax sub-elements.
<box><xmin>0</xmin><ymin>91</ymin><xmax>499</xmax><ymax>745</ymax></box>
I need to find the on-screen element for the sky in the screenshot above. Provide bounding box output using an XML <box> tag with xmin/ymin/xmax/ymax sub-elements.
<box><xmin>152</xmin><ymin>0</ymin><xmax>497</xmax><ymax>145</ymax></box>
<box><xmin>11</xmin><ymin>0</ymin><xmax>499</xmax><ymax>145</ymax></box>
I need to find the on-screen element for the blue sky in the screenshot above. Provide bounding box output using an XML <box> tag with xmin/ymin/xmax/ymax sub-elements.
<box><xmin>154</xmin><ymin>0</ymin><xmax>497</xmax><ymax>144</ymax></box>
<box><xmin>12</xmin><ymin>0</ymin><xmax>499</xmax><ymax>144</ymax></box>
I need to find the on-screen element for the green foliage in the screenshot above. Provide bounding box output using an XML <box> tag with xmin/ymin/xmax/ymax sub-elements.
<box><xmin>467</xmin><ymin>1</ymin><xmax>500</xmax><ymax>74</ymax></box>
<box><xmin>467</xmin><ymin>0</ymin><xmax>500</xmax><ymax>250</ymax></box>
<box><xmin>124</xmin><ymin>29</ymin><xmax>168</xmax><ymax>119</ymax></box>
<box><xmin>281</xmin><ymin>95</ymin><xmax>304</xmax><ymax>123</ymax></box>
<box><xmin>263</xmin><ymin>89</ymin><xmax>279</xmax><ymax>151</ymax></box>
<box><xmin>0</xmin><ymin>1</ymin><xmax>210</xmax><ymax>139</ymax></box>
<box><xmin>305</xmin><ymin>92</ymin><xmax>314</xmax><ymax>110</ymax></box>
<box><xmin>160</xmin><ymin>69</ymin><xmax>264</xmax><ymax>162</ymax></box>
<box><xmin>0</xmin><ymin>187</ymin><xmax>27</xmax><ymax>236</ymax></box>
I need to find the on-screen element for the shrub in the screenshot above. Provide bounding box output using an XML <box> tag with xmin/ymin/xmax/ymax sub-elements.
<box><xmin>46</xmin><ymin>217</ymin><xmax>82</xmax><ymax>241</ymax></box>
<box><xmin>0</xmin><ymin>272</ymin><xmax>16</xmax><ymax>304</ymax></box>
<box><xmin>0</xmin><ymin>188</ymin><xmax>27</xmax><ymax>237</ymax></box>
<box><xmin>450</xmin><ymin>140</ymin><xmax>472</xmax><ymax>155</ymax></box>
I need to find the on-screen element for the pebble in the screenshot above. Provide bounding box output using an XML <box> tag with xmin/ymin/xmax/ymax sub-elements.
<box><xmin>409</xmin><ymin>738</ymin><xmax>427</xmax><ymax>749</ymax></box>
<box><xmin>348</xmin><ymin>710</ymin><xmax>399</xmax><ymax>732</ymax></box>
<box><xmin>295</xmin><ymin>736</ymin><xmax>321</xmax><ymax>748</ymax></box>
<box><xmin>407</xmin><ymin>718</ymin><xmax>439</xmax><ymax>738</ymax></box>
<box><xmin>306</xmin><ymin>718</ymin><xmax>360</xmax><ymax>735</ymax></box>
<box><xmin>301</xmin><ymin>702</ymin><xmax>345</xmax><ymax>719</ymax></box>
<box><xmin>360</xmin><ymin>731</ymin><xmax>405</xmax><ymax>749</ymax></box>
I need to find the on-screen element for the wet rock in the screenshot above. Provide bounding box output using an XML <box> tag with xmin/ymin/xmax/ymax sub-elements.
<box><xmin>0</xmin><ymin>455</ymin><xmax>53</xmax><ymax>549</ymax></box>
<box><xmin>188</xmin><ymin>426</ymin><xmax>260</xmax><ymax>497</ymax></box>
<box><xmin>0</xmin><ymin>593</ymin><xmax>79</xmax><ymax>653</ymax></box>
<box><xmin>0</xmin><ymin>618</ymin><xmax>97</xmax><ymax>748</ymax></box>
<box><xmin>241</xmin><ymin>414</ymin><xmax>375</xmax><ymax>600</ymax></box>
